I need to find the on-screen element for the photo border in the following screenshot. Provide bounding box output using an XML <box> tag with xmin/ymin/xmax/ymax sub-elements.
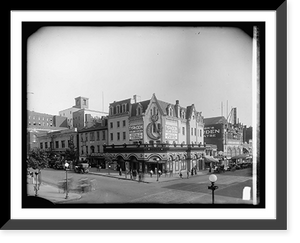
<box><xmin>4</xmin><ymin>2</ymin><xmax>286</xmax><ymax>230</ymax></box>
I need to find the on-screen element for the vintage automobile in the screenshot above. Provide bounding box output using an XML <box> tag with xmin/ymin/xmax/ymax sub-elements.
<box><xmin>74</xmin><ymin>163</ymin><xmax>90</xmax><ymax>174</ymax></box>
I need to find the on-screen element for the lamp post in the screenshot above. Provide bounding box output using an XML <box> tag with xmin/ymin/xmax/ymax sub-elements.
<box><xmin>208</xmin><ymin>174</ymin><xmax>218</xmax><ymax>204</ymax></box>
<box><xmin>65</xmin><ymin>161</ymin><xmax>69</xmax><ymax>199</ymax></box>
<box><xmin>155</xmin><ymin>158</ymin><xmax>160</xmax><ymax>181</ymax></box>
<box><xmin>34</xmin><ymin>171</ymin><xmax>39</xmax><ymax>197</ymax></box>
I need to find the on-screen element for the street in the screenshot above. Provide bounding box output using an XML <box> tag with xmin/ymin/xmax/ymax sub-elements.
<box><xmin>31</xmin><ymin>167</ymin><xmax>253</xmax><ymax>205</ymax></box>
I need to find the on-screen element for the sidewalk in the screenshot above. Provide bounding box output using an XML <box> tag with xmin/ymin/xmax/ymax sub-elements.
<box><xmin>88</xmin><ymin>168</ymin><xmax>210</xmax><ymax>183</ymax></box>
<box><xmin>27</xmin><ymin>181</ymin><xmax>82</xmax><ymax>203</ymax></box>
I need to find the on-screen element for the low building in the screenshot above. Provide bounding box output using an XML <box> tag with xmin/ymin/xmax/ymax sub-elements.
<box><xmin>36</xmin><ymin>128</ymin><xmax>79</xmax><ymax>159</ymax></box>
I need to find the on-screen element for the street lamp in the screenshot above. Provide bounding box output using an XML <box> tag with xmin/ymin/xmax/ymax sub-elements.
<box><xmin>65</xmin><ymin>161</ymin><xmax>69</xmax><ymax>199</ymax></box>
<box><xmin>208</xmin><ymin>174</ymin><xmax>218</xmax><ymax>204</ymax></box>
<box><xmin>34</xmin><ymin>171</ymin><xmax>39</xmax><ymax>197</ymax></box>
<box><xmin>155</xmin><ymin>158</ymin><xmax>160</xmax><ymax>181</ymax></box>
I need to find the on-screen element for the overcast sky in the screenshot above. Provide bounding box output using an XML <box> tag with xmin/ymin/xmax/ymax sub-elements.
<box><xmin>27</xmin><ymin>26</ymin><xmax>253</xmax><ymax>126</ymax></box>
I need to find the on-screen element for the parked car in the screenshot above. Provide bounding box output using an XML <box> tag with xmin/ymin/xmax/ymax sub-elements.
<box><xmin>74</xmin><ymin>163</ymin><xmax>90</xmax><ymax>174</ymax></box>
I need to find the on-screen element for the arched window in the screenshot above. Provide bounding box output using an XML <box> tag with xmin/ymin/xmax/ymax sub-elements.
<box><xmin>136</xmin><ymin>105</ymin><xmax>142</xmax><ymax>116</ymax></box>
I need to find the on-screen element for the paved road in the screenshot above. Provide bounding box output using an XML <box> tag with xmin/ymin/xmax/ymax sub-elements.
<box><xmin>35</xmin><ymin>168</ymin><xmax>253</xmax><ymax>204</ymax></box>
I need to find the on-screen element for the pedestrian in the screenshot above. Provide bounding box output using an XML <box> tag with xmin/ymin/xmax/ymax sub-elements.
<box><xmin>150</xmin><ymin>170</ymin><xmax>153</xmax><ymax>178</ymax></box>
<box><xmin>179</xmin><ymin>171</ymin><xmax>182</xmax><ymax>179</ymax></box>
<box><xmin>158</xmin><ymin>170</ymin><xmax>161</xmax><ymax>177</ymax></box>
<box><xmin>191</xmin><ymin>169</ymin><xmax>194</xmax><ymax>176</ymax></box>
<box><xmin>119</xmin><ymin>168</ymin><xmax>122</xmax><ymax>176</ymax></box>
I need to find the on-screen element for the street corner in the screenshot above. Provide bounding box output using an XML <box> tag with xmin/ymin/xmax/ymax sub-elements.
<box><xmin>27</xmin><ymin>182</ymin><xmax>82</xmax><ymax>204</ymax></box>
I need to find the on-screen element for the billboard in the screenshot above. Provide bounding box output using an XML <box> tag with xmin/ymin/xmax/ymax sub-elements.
<box><xmin>129</xmin><ymin>124</ymin><xmax>143</xmax><ymax>140</ymax></box>
<box><xmin>165</xmin><ymin>125</ymin><xmax>178</xmax><ymax>140</ymax></box>
<box><xmin>204</xmin><ymin>124</ymin><xmax>223</xmax><ymax>139</ymax></box>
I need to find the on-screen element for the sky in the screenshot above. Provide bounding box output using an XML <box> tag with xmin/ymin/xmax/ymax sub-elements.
<box><xmin>27</xmin><ymin>26</ymin><xmax>253</xmax><ymax>126</ymax></box>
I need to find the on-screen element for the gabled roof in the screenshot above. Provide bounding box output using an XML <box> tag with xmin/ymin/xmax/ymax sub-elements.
<box><xmin>204</xmin><ymin>116</ymin><xmax>227</xmax><ymax>125</ymax></box>
<box><xmin>131</xmin><ymin>100</ymin><xmax>151</xmax><ymax>116</ymax></box>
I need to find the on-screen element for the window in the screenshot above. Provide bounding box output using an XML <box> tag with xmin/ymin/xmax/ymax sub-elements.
<box><xmin>182</xmin><ymin>127</ymin><xmax>185</xmax><ymax>135</ymax></box>
<box><xmin>123</xmin><ymin>132</ymin><xmax>126</xmax><ymax>140</ymax></box>
<box><xmin>117</xmin><ymin>121</ymin><xmax>120</xmax><ymax>127</ymax></box>
<box><xmin>85</xmin><ymin>133</ymin><xmax>88</xmax><ymax>141</ymax></box>
<box><xmin>123</xmin><ymin>120</ymin><xmax>126</xmax><ymax>127</ymax></box>
<box><xmin>194</xmin><ymin>128</ymin><xmax>196</xmax><ymax>136</ymax></box>
<box><xmin>102</xmin><ymin>131</ymin><xmax>106</xmax><ymax>140</ymax></box>
<box><xmin>83</xmin><ymin>99</ymin><xmax>87</xmax><ymax>105</ymax></box>
<box><xmin>45</xmin><ymin>142</ymin><xmax>48</xmax><ymax>149</ymax></box>
<box><xmin>90</xmin><ymin>146</ymin><xmax>95</xmax><ymax>153</ymax></box>
<box><xmin>110</xmin><ymin>106</ymin><xmax>113</xmax><ymax>115</ymax></box>
<box><xmin>117</xmin><ymin>132</ymin><xmax>120</xmax><ymax>140</ymax></box>
<box><xmin>81</xmin><ymin>133</ymin><xmax>84</xmax><ymax>142</ymax></box>
<box><xmin>97</xmin><ymin>145</ymin><xmax>100</xmax><ymax>152</ymax></box>
<box><xmin>200</xmin><ymin>129</ymin><xmax>202</xmax><ymax>137</ymax></box>
<box><xmin>90</xmin><ymin>132</ymin><xmax>95</xmax><ymax>141</ymax></box>
<box><xmin>55</xmin><ymin>141</ymin><xmax>59</xmax><ymax>148</ymax></box>
<box><xmin>110</xmin><ymin>133</ymin><xmax>113</xmax><ymax>141</ymax></box>
<box><xmin>40</xmin><ymin>143</ymin><xmax>43</xmax><ymax>149</ymax></box>
<box><xmin>61</xmin><ymin>140</ymin><xmax>65</xmax><ymax>148</ymax></box>
<box><xmin>96</xmin><ymin>131</ymin><xmax>100</xmax><ymax>141</ymax></box>
<box><xmin>110</xmin><ymin>122</ymin><xmax>113</xmax><ymax>129</ymax></box>
<box><xmin>116</xmin><ymin>105</ymin><xmax>120</xmax><ymax>114</ymax></box>
<box><xmin>137</xmin><ymin>106</ymin><xmax>142</xmax><ymax>116</ymax></box>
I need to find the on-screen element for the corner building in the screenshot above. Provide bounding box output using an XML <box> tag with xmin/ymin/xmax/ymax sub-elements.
<box><xmin>104</xmin><ymin>94</ymin><xmax>206</xmax><ymax>174</ymax></box>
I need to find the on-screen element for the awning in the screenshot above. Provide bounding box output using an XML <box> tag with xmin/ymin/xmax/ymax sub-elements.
<box><xmin>204</xmin><ymin>156</ymin><xmax>219</xmax><ymax>163</ymax></box>
<box><xmin>231</xmin><ymin>154</ymin><xmax>251</xmax><ymax>160</ymax></box>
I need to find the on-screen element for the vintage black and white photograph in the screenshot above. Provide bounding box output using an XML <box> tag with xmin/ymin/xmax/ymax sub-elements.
<box><xmin>24</xmin><ymin>23</ymin><xmax>263</xmax><ymax>207</ymax></box>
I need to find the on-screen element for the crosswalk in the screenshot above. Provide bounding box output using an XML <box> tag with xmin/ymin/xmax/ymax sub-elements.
<box><xmin>204</xmin><ymin>176</ymin><xmax>250</xmax><ymax>185</ymax></box>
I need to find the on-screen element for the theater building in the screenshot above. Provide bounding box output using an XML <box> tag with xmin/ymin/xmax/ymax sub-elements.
<box><xmin>204</xmin><ymin>112</ymin><xmax>244</xmax><ymax>159</ymax></box>
<box><xmin>104</xmin><ymin>94</ymin><xmax>206</xmax><ymax>174</ymax></box>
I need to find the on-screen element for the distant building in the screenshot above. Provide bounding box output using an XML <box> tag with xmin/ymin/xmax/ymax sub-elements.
<box><xmin>59</xmin><ymin>96</ymin><xmax>108</xmax><ymax>129</ymax></box>
<box><xmin>27</xmin><ymin>110</ymin><xmax>69</xmax><ymax>152</ymax></box>
<box><xmin>204</xmin><ymin>112</ymin><xmax>244</xmax><ymax>158</ymax></box>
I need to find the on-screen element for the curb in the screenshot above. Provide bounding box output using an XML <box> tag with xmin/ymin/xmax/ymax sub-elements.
<box><xmin>88</xmin><ymin>171</ymin><xmax>209</xmax><ymax>184</ymax></box>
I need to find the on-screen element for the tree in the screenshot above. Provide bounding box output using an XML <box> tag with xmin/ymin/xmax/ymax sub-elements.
<box><xmin>27</xmin><ymin>148</ymin><xmax>50</xmax><ymax>170</ymax></box>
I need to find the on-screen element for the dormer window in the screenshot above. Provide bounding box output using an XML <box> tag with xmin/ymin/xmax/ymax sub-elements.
<box><xmin>168</xmin><ymin>105</ymin><xmax>173</xmax><ymax>116</ymax></box>
<box><xmin>180</xmin><ymin>109</ymin><xmax>185</xmax><ymax>119</ymax></box>
<box><xmin>116</xmin><ymin>105</ymin><xmax>120</xmax><ymax>114</ymax></box>
<box><xmin>109</xmin><ymin>106</ymin><xmax>114</xmax><ymax>115</ymax></box>
<box><xmin>136</xmin><ymin>105</ymin><xmax>142</xmax><ymax>116</ymax></box>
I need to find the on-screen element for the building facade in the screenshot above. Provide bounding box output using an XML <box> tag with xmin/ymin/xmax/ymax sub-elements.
<box><xmin>36</xmin><ymin>128</ymin><xmax>79</xmax><ymax>160</ymax></box>
<box><xmin>59</xmin><ymin>96</ymin><xmax>108</xmax><ymax>129</ymax></box>
<box><xmin>27</xmin><ymin>110</ymin><xmax>69</xmax><ymax>152</ymax></box>
<box><xmin>105</xmin><ymin>94</ymin><xmax>206</xmax><ymax>174</ymax></box>
<box><xmin>77</xmin><ymin>118</ymin><xmax>108</xmax><ymax>167</ymax></box>
<box><xmin>204</xmin><ymin>114</ymin><xmax>244</xmax><ymax>159</ymax></box>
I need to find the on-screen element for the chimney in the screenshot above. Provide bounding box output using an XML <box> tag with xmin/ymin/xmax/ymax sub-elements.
<box><xmin>175</xmin><ymin>100</ymin><xmax>180</xmax><ymax>118</ymax></box>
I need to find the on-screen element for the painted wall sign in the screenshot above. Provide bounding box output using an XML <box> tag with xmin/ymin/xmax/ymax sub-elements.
<box><xmin>129</xmin><ymin>123</ymin><xmax>144</xmax><ymax>140</ymax></box>
<box><xmin>204</xmin><ymin>124</ymin><xmax>223</xmax><ymax>138</ymax></box>
<box><xmin>165</xmin><ymin>124</ymin><xmax>178</xmax><ymax>140</ymax></box>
